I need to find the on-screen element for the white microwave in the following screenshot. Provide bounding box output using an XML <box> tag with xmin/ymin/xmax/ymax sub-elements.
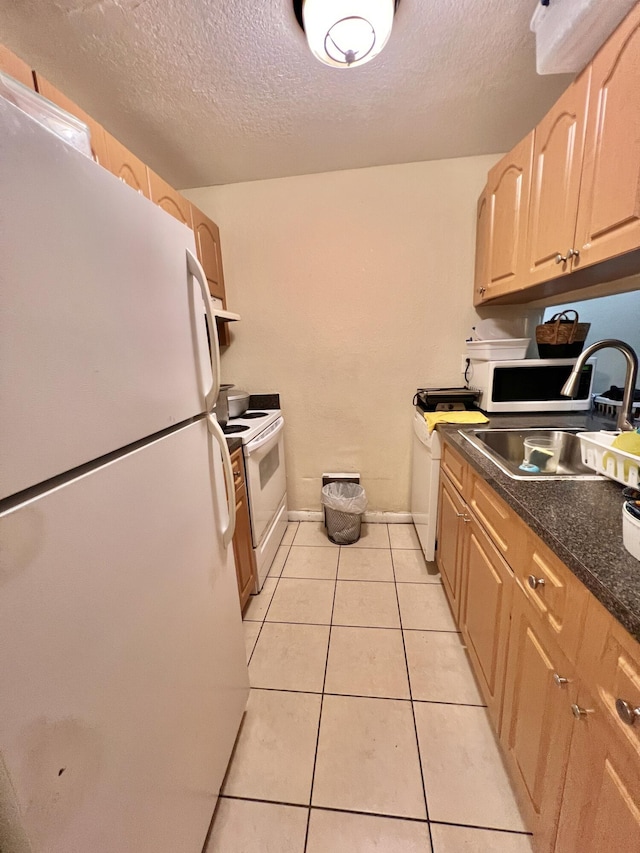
<box><xmin>468</xmin><ymin>358</ymin><xmax>596</xmax><ymax>413</ymax></box>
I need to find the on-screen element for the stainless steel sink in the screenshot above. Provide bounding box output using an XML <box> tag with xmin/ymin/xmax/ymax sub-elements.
<box><xmin>459</xmin><ymin>428</ymin><xmax>604</xmax><ymax>481</ymax></box>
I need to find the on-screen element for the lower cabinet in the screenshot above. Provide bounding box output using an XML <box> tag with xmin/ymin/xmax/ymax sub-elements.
<box><xmin>554</xmin><ymin>685</ymin><xmax>640</xmax><ymax>852</ymax></box>
<box><xmin>500</xmin><ymin>585</ymin><xmax>576</xmax><ymax>853</ymax></box>
<box><xmin>230</xmin><ymin>448</ymin><xmax>257</xmax><ymax>612</ymax></box>
<box><xmin>436</xmin><ymin>438</ymin><xmax>640</xmax><ymax>853</ymax></box>
<box><xmin>435</xmin><ymin>471</ymin><xmax>467</xmax><ymax>621</ymax></box>
<box><xmin>459</xmin><ymin>516</ymin><xmax>513</xmax><ymax>729</ymax></box>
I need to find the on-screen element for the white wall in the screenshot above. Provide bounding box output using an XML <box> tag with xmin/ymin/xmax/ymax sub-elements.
<box><xmin>543</xmin><ymin>292</ymin><xmax>640</xmax><ymax>394</ymax></box>
<box><xmin>186</xmin><ymin>156</ymin><xmax>538</xmax><ymax>513</ymax></box>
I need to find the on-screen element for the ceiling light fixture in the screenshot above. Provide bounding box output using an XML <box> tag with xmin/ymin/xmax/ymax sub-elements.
<box><xmin>293</xmin><ymin>0</ymin><xmax>399</xmax><ymax>69</ymax></box>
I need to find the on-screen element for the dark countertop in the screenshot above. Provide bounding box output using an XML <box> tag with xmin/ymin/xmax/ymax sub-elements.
<box><xmin>437</xmin><ymin>412</ymin><xmax>640</xmax><ymax>642</ymax></box>
<box><xmin>225</xmin><ymin>436</ymin><xmax>243</xmax><ymax>454</ymax></box>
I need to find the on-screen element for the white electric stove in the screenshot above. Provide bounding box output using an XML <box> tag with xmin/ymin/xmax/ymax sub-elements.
<box><xmin>223</xmin><ymin>410</ymin><xmax>288</xmax><ymax>590</ymax></box>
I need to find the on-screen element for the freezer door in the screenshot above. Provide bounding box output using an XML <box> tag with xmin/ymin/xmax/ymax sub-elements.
<box><xmin>0</xmin><ymin>98</ymin><xmax>212</xmax><ymax>500</ymax></box>
<box><xmin>0</xmin><ymin>419</ymin><xmax>249</xmax><ymax>853</ymax></box>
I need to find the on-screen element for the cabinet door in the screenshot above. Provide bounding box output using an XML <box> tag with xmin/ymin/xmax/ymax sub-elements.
<box><xmin>574</xmin><ymin>4</ymin><xmax>640</xmax><ymax>269</ymax></box>
<box><xmin>525</xmin><ymin>69</ymin><xmax>591</xmax><ymax>287</ymax></box>
<box><xmin>191</xmin><ymin>204</ymin><xmax>226</xmax><ymax>301</ymax></box>
<box><xmin>148</xmin><ymin>169</ymin><xmax>193</xmax><ymax>228</ymax></box>
<box><xmin>233</xmin><ymin>485</ymin><xmax>257</xmax><ymax>612</ymax></box>
<box><xmin>482</xmin><ymin>133</ymin><xmax>534</xmax><ymax>302</ymax></box>
<box><xmin>33</xmin><ymin>74</ymin><xmax>110</xmax><ymax>169</ymax></box>
<box><xmin>459</xmin><ymin>517</ymin><xmax>513</xmax><ymax>729</ymax></box>
<box><xmin>436</xmin><ymin>472</ymin><xmax>466</xmax><ymax>621</ymax></box>
<box><xmin>473</xmin><ymin>186</ymin><xmax>490</xmax><ymax>305</ymax></box>
<box><xmin>554</xmin><ymin>686</ymin><xmax>640</xmax><ymax>853</ymax></box>
<box><xmin>230</xmin><ymin>450</ymin><xmax>257</xmax><ymax>611</ymax></box>
<box><xmin>0</xmin><ymin>45</ymin><xmax>34</xmax><ymax>89</ymax></box>
<box><xmin>501</xmin><ymin>587</ymin><xmax>576</xmax><ymax>852</ymax></box>
<box><xmin>105</xmin><ymin>132</ymin><xmax>150</xmax><ymax>199</ymax></box>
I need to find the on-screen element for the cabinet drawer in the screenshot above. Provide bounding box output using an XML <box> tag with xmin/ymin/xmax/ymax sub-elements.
<box><xmin>578</xmin><ymin>596</ymin><xmax>640</xmax><ymax>756</ymax></box>
<box><xmin>513</xmin><ymin>532</ymin><xmax>588</xmax><ymax>665</ymax></box>
<box><xmin>467</xmin><ymin>471</ymin><xmax>526</xmax><ymax>567</ymax></box>
<box><xmin>441</xmin><ymin>442</ymin><xmax>468</xmax><ymax>497</ymax></box>
<box><xmin>231</xmin><ymin>448</ymin><xmax>245</xmax><ymax>495</ymax></box>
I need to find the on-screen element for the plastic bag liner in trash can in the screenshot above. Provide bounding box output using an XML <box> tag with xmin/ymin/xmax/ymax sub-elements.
<box><xmin>321</xmin><ymin>482</ymin><xmax>367</xmax><ymax>545</ymax></box>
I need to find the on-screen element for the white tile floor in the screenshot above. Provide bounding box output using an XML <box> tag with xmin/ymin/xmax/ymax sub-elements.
<box><xmin>206</xmin><ymin>522</ymin><xmax>533</xmax><ymax>853</ymax></box>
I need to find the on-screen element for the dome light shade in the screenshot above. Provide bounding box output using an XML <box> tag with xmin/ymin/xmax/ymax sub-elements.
<box><xmin>302</xmin><ymin>0</ymin><xmax>396</xmax><ymax>68</ymax></box>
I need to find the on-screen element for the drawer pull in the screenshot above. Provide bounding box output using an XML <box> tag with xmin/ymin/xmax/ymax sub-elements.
<box><xmin>233</xmin><ymin>470</ymin><xmax>241</xmax><ymax>480</ymax></box>
<box><xmin>615</xmin><ymin>698</ymin><xmax>640</xmax><ymax>727</ymax></box>
<box><xmin>527</xmin><ymin>575</ymin><xmax>546</xmax><ymax>590</ymax></box>
<box><xmin>553</xmin><ymin>674</ymin><xmax>569</xmax><ymax>688</ymax></box>
<box><xmin>571</xmin><ymin>704</ymin><xmax>592</xmax><ymax>719</ymax></box>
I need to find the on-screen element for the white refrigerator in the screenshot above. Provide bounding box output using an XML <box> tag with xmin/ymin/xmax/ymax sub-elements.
<box><xmin>0</xmin><ymin>97</ymin><xmax>249</xmax><ymax>852</ymax></box>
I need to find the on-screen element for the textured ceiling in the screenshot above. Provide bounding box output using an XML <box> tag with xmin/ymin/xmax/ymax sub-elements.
<box><xmin>0</xmin><ymin>0</ymin><xmax>573</xmax><ymax>188</ymax></box>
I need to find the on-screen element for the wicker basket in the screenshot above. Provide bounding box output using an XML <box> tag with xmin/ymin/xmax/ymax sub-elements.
<box><xmin>536</xmin><ymin>310</ymin><xmax>590</xmax><ymax>358</ymax></box>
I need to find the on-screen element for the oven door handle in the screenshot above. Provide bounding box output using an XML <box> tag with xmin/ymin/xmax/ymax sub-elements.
<box><xmin>207</xmin><ymin>413</ymin><xmax>236</xmax><ymax>548</ymax></box>
<box><xmin>245</xmin><ymin>417</ymin><xmax>284</xmax><ymax>455</ymax></box>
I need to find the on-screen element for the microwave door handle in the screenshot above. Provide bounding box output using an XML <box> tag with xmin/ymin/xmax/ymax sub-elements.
<box><xmin>186</xmin><ymin>248</ymin><xmax>220</xmax><ymax>410</ymax></box>
<box><xmin>207</xmin><ymin>414</ymin><xmax>236</xmax><ymax>548</ymax></box>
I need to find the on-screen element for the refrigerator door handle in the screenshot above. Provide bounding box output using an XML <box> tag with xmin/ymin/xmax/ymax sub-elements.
<box><xmin>186</xmin><ymin>248</ymin><xmax>220</xmax><ymax>411</ymax></box>
<box><xmin>207</xmin><ymin>413</ymin><xmax>236</xmax><ymax>548</ymax></box>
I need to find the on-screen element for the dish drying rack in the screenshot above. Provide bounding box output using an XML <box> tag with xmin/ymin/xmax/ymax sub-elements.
<box><xmin>592</xmin><ymin>395</ymin><xmax>640</xmax><ymax>421</ymax></box>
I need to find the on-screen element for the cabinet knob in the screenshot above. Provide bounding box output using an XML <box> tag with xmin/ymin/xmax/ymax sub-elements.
<box><xmin>553</xmin><ymin>673</ymin><xmax>569</xmax><ymax>687</ymax></box>
<box><xmin>527</xmin><ymin>574</ymin><xmax>545</xmax><ymax>590</ymax></box>
<box><xmin>555</xmin><ymin>249</ymin><xmax>579</xmax><ymax>265</ymax></box>
<box><xmin>479</xmin><ymin>287</ymin><xmax>486</xmax><ymax>295</ymax></box>
<box><xmin>571</xmin><ymin>703</ymin><xmax>592</xmax><ymax>719</ymax></box>
<box><xmin>615</xmin><ymin>698</ymin><xmax>640</xmax><ymax>726</ymax></box>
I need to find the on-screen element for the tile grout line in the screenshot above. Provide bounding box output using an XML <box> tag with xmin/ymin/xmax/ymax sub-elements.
<box><xmin>218</xmin><ymin>793</ymin><xmax>432</xmax><ymax>825</ymax></box>
<box><xmin>245</xmin><ymin>618</ymin><xmax>461</xmax><ymax>634</ymax></box>
<box><xmin>216</xmin><ymin>793</ymin><xmax>533</xmax><ymax>837</ymax></box>
<box><xmin>390</xmin><ymin>545</ymin><xmax>434</xmax><ymax>850</ymax></box>
<box><xmin>247</xmin><ymin>685</ymin><xmax>487</xmax><ymax>708</ymax></box>
<box><xmin>428</xmin><ymin>818</ymin><xmax>534</xmax><ymax>838</ymax></box>
<box><xmin>245</xmin><ymin>523</ymin><xmax>299</xmax><ymax>664</ymax></box>
<box><xmin>302</xmin><ymin>537</ymin><xmax>340</xmax><ymax>853</ymax></box>
<box><xmin>245</xmin><ymin>541</ymin><xmax>293</xmax><ymax>665</ymax></box>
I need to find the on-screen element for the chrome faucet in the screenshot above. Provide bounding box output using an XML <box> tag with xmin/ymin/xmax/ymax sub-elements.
<box><xmin>561</xmin><ymin>339</ymin><xmax>639</xmax><ymax>431</ymax></box>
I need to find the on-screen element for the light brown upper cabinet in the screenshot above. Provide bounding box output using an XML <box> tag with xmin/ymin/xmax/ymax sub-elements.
<box><xmin>573</xmin><ymin>3</ymin><xmax>640</xmax><ymax>269</ymax></box>
<box><xmin>191</xmin><ymin>205</ymin><xmax>226</xmax><ymax>301</ymax></box>
<box><xmin>105</xmin><ymin>132</ymin><xmax>150</xmax><ymax>199</ymax></box>
<box><xmin>148</xmin><ymin>169</ymin><xmax>193</xmax><ymax>229</ymax></box>
<box><xmin>525</xmin><ymin>68</ymin><xmax>591</xmax><ymax>288</ymax></box>
<box><xmin>474</xmin><ymin>133</ymin><xmax>533</xmax><ymax>306</ymax></box>
<box><xmin>474</xmin><ymin>4</ymin><xmax>640</xmax><ymax>303</ymax></box>
<box><xmin>0</xmin><ymin>45</ymin><xmax>34</xmax><ymax>89</ymax></box>
<box><xmin>33</xmin><ymin>74</ymin><xmax>110</xmax><ymax>169</ymax></box>
<box><xmin>473</xmin><ymin>187</ymin><xmax>491</xmax><ymax>304</ymax></box>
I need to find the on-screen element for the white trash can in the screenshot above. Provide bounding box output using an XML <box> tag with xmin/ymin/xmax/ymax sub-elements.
<box><xmin>321</xmin><ymin>482</ymin><xmax>367</xmax><ymax>545</ymax></box>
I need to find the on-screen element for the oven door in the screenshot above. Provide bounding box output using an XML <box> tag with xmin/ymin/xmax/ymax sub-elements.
<box><xmin>243</xmin><ymin>417</ymin><xmax>287</xmax><ymax>547</ymax></box>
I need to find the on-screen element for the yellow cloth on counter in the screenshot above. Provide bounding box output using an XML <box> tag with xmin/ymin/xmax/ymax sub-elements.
<box><xmin>423</xmin><ymin>411</ymin><xmax>489</xmax><ymax>434</ymax></box>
